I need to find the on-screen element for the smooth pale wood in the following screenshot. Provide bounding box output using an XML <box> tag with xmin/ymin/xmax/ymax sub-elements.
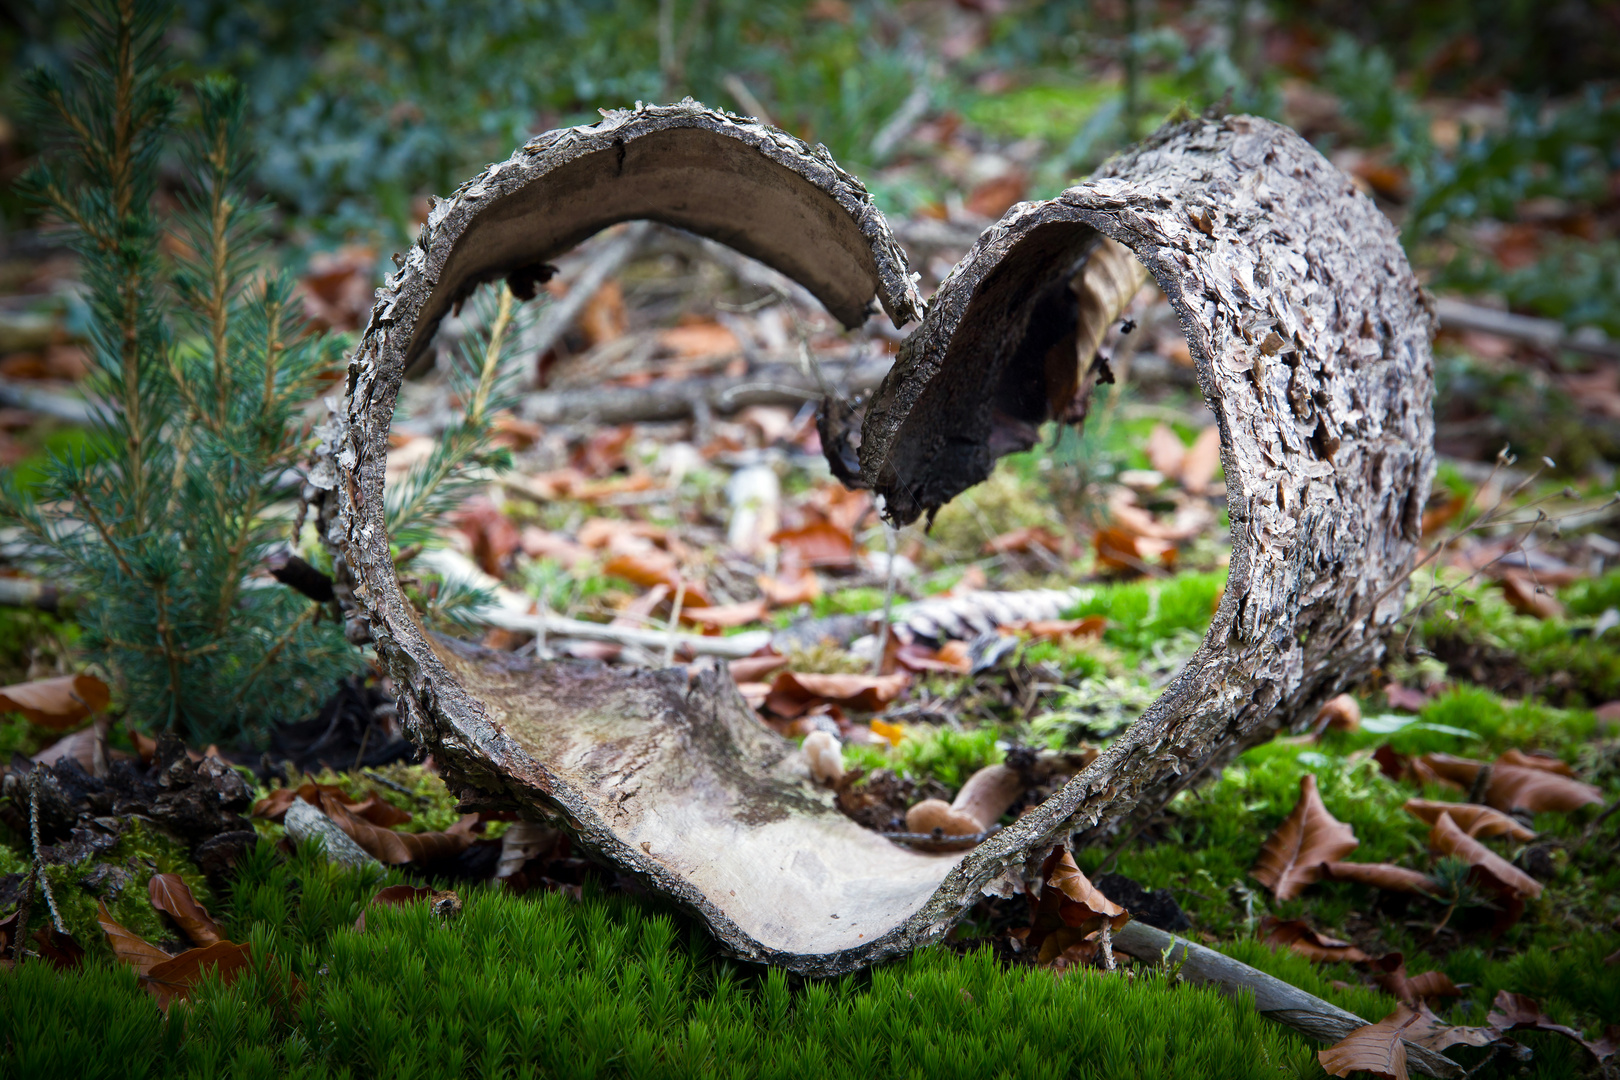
<box><xmin>317</xmin><ymin>106</ymin><xmax>1434</xmax><ymax>975</ymax></box>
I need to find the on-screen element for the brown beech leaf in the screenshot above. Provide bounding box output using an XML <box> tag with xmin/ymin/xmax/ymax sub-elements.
<box><xmin>1487</xmin><ymin>990</ymin><xmax>1615</xmax><ymax>1061</ymax></box>
<box><xmin>0</xmin><ymin>673</ymin><xmax>111</xmax><ymax>730</ymax></box>
<box><xmin>1403</xmin><ymin>799</ymin><xmax>1536</xmax><ymax>842</ymax></box>
<box><xmin>1499</xmin><ymin>569</ymin><xmax>1563</xmax><ymax>619</ymax></box>
<box><xmin>1384</xmin><ymin>683</ymin><xmax>1432</xmax><ymax>712</ymax></box>
<box><xmin>602</xmin><ymin>550</ymin><xmax>712</xmax><ymax>607</ymax></box>
<box><xmin>756</xmin><ymin>568</ymin><xmax>822</xmax><ymax>607</ymax></box>
<box><xmin>1093</xmin><ymin>525</ymin><xmax>1176</xmax><ymax>574</ymax></box>
<box><xmin>894</xmin><ymin>640</ymin><xmax>974</xmax><ymax>674</ymax></box>
<box><xmin>1320</xmin><ymin>861</ymin><xmax>1439</xmax><ymax>896</ymax></box>
<box><xmin>1005</xmin><ymin>616</ymin><xmax>1107</xmax><ymax>642</ymax></box>
<box><xmin>1320</xmin><ymin>1004</ymin><xmax>1498</xmax><ymax>1080</ymax></box>
<box><xmin>1369</xmin><ymin>954</ymin><xmax>1462</xmax><ymax>1005</ymax></box>
<box><xmin>1252</xmin><ymin>775</ymin><xmax>1360</xmax><ymax>901</ymax></box>
<box><xmin>320</xmin><ymin>791</ymin><xmax>477</xmax><ymax>865</ymax></box>
<box><xmin>680</xmin><ymin>599</ymin><xmax>767</xmax><ymax>629</ymax></box>
<box><xmin>355</xmin><ymin>884</ymin><xmax>433</xmax><ymax>931</ymax></box>
<box><xmin>1495</xmin><ymin>749</ymin><xmax>1574</xmax><ymax>776</ymax></box>
<box><xmin>1144</xmin><ymin>423</ymin><xmax>1186</xmax><ymax>476</ymax></box>
<box><xmin>253</xmin><ymin>783</ymin><xmax>413</xmax><ymax>828</ymax></box>
<box><xmin>30</xmin><ymin>927</ymin><xmax>85</xmax><ymax>972</ymax></box>
<box><xmin>141</xmin><ymin>941</ymin><xmax>253</xmax><ymax>1010</ymax></box>
<box><xmin>1420</xmin><ymin>753</ymin><xmax>1602</xmax><ymax>814</ymax></box>
<box><xmin>148</xmin><ymin>873</ymin><xmax>224</xmax><ymax>947</ymax></box>
<box><xmin>727</xmin><ymin>650</ymin><xmax>789</xmax><ymax>683</ymax></box>
<box><xmin>980</xmin><ymin>525</ymin><xmax>1071</xmax><ymax>558</ymax></box>
<box><xmin>1314</xmin><ymin>693</ymin><xmax>1361</xmax><ymax>733</ymax></box>
<box><xmin>763</xmin><ymin>671</ymin><xmax>910</xmax><ymax>718</ymax></box>
<box><xmin>1026</xmin><ymin>847</ymin><xmax>1129</xmax><ymax>964</ymax></box>
<box><xmin>1260</xmin><ymin>916</ymin><xmax>1370</xmax><ymax>963</ymax></box>
<box><xmin>769</xmin><ymin>520</ymin><xmax>856</xmax><ymax>570</ymax></box>
<box><xmin>1429</xmin><ymin>813</ymin><xmax>1542</xmax><ymax>900</ymax></box>
<box><xmin>1179</xmin><ymin>425</ymin><xmax>1222</xmax><ymax>494</ymax></box>
<box><xmin>97</xmin><ymin>900</ymin><xmax>172</xmax><ymax>975</ymax></box>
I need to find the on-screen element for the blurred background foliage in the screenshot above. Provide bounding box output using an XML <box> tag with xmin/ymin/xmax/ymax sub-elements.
<box><xmin>0</xmin><ymin>0</ymin><xmax>1615</xmax><ymax>324</ymax></box>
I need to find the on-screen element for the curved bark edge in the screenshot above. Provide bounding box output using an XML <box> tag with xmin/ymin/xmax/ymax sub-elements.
<box><xmin>860</xmin><ymin>114</ymin><xmax>1436</xmax><ymax>946</ymax></box>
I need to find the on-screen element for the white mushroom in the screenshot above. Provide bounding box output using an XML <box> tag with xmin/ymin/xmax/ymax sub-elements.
<box><xmin>803</xmin><ymin>730</ymin><xmax>844</xmax><ymax>785</ymax></box>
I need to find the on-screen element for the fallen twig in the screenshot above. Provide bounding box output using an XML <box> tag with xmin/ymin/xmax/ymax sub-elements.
<box><xmin>1111</xmin><ymin>921</ymin><xmax>1464</xmax><ymax>1079</ymax></box>
<box><xmin>0</xmin><ymin>377</ymin><xmax>94</xmax><ymax>424</ymax></box>
<box><xmin>1433</xmin><ymin>296</ymin><xmax>1619</xmax><ymax>360</ymax></box>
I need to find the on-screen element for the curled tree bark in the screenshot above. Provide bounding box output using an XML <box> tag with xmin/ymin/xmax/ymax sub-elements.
<box><xmin>315</xmin><ymin>103</ymin><xmax>1433</xmax><ymax>976</ymax></box>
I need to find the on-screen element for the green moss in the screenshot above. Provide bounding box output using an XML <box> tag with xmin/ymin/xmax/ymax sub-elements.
<box><xmin>4</xmin><ymin>850</ymin><xmax>1325</xmax><ymax>1080</ymax></box>
<box><xmin>1066</xmin><ymin>570</ymin><xmax>1227</xmax><ymax>661</ymax></box>
<box><xmin>845</xmin><ymin>725</ymin><xmax>1004</xmax><ymax>792</ymax></box>
<box><xmin>811</xmin><ymin>587</ymin><xmax>887</xmax><ymax>618</ymax></box>
<box><xmin>926</xmin><ymin>467</ymin><xmax>1067</xmax><ymax>562</ymax></box>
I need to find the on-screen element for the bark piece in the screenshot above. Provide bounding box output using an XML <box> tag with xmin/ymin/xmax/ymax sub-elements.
<box><xmin>320</xmin><ymin>107</ymin><xmax>1433</xmax><ymax>974</ymax></box>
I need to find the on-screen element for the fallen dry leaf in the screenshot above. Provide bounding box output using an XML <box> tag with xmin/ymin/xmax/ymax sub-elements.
<box><xmin>1374</xmin><ymin>745</ymin><xmax>1460</xmax><ymax>790</ymax></box>
<box><xmin>657</xmin><ymin>320</ymin><xmax>739</xmax><ymax>360</ymax></box>
<box><xmin>1006</xmin><ymin>616</ymin><xmax>1107</xmax><ymax>642</ymax></box>
<box><xmin>1260</xmin><ymin>916</ymin><xmax>1370</xmax><ymax>963</ymax></box>
<box><xmin>1429</xmin><ymin>812</ymin><xmax>1542</xmax><ymax>900</ymax></box>
<box><xmin>1384</xmin><ymin>682</ymin><xmax>1433</xmax><ymax>712</ymax></box>
<box><xmin>253</xmin><ymin>783</ymin><xmax>412</xmax><ymax>829</ymax></box>
<box><xmin>1319</xmin><ymin>1004</ymin><xmax>1497</xmax><ymax>1080</ymax></box>
<box><xmin>1488</xmin><ymin>990</ymin><xmax>1617</xmax><ymax>1062</ymax></box>
<box><xmin>0</xmin><ymin>673</ymin><xmax>111</xmax><ymax>730</ymax></box>
<box><xmin>1093</xmin><ymin>525</ymin><xmax>1176</xmax><ymax>574</ymax></box>
<box><xmin>757</xmin><ymin>568</ymin><xmax>822</xmax><ymax>607</ymax></box>
<box><xmin>355</xmin><ymin>884</ymin><xmax>434</xmax><ymax>931</ymax></box>
<box><xmin>30</xmin><ymin>926</ymin><xmax>85</xmax><ymax>971</ymax></box>
<box><xmin>1402</xmin><ymin>799</ymin><xmax>1536</xmax><ymax>842</ymax></box>
<box><xmin>1180</xmin><ymin>425</ymin><xmax>1222</xmax><ymax>493</ymax></box>
<box><xmin>770</xmin><ymin>520</ymin><xmax>856</xmax><ymax>570</ymax></box>
<box><xmin>451</xmin><ymin>498</ymin><xmax>522</xmax><ymax>577</ymax></box>
<box><xmin>520</xmin><ymin>526</ymin><xmax>591</xmax><ymax>569</ymax></box>
<box><xmin>142</xmin><ymin>941</ymin><xmax>254</xmax><ymax>1010</ymax></box>
<box><xmin>1420</xmin><ymin>753</ymin><xmax>1602</xmax><ymax>814</ymax></box>
<box><xmin>320</xmin><ymin>791</ymin><xmax>478</xmax><ymax>865</ymax></box>
<box><xmin>1145</xmin><ymin>423</ymin><xmax>1186</xmax><ymax>477</ymax></box>
<box><xmin>963</xmin><ymin>171</ymin><xmax>1026</xmax><ymax>219</ymax></box>
<box><xmin>681</xmin><ymin>599</ymin><xmax>767</xmax><ymax>629</ymax></box>
<box><xmin>1314</xmin><ymin>693</ymin><xmax>1361</xmax><ymax>733</ymax></box>
<box><xmin>1026</xmin><ymin>847</ymin><xmax>1130</xmax><ymax>964</ymax></box>
<box><xmin>1368</xmin><ymin>955</ymin><xmax>1462</xmax><ymax>1005</ymax></box>
<box><xmin>602</xmin><ymin>550</ymin><xmax>712</xmax><ymax>608</ymax></box>
<box><xmin>1252</xmin><ymin>774</ymin><xmax>1360</xmax><ymax>901</ymax></box>
<box><xmin>148</xmin><ymin>873</ymin><xmax>224</xmax><ymax>947</ymax></box>
<box><xmin>96</xmin><ymin>900</ymin><xmax>172</xmax><ymax>975</ymax></box>
<box><xmin>980</xmin><ymin>525</ymin><xmax>1070</xmax><ymax>558</ymax></box>
<box><xmin>1420</xmin><ymin>492</ymin><xmax>1466</xmax><ymax>536</ymax></box>
<box><xmin>1320</xmin><ymin>861</ymin><xmax>1439</xmax><ymax>896</ymax></box>
<box><xmin>1499</xmin><ymin>569</ymin><xmax>1563</xmax><ymax>619</ymax></box>
<box><xmin>764</xmin><ymin>671</ymin><xmax>910</xmax><ymax>718</ymax></box>
<box><xmin>1495</xmin><ymin>748</ymin><xmax>1574</xmax><ymax>776</ymax></box>
<box><xmin>727</xmin><ymin>650</ymin><xmax>789</xmax><ymax>683</ymax></box>
<box><xmin>869</xmin><ymin>718</ymin><xmax>906</xmax><ymax>747</ymax></box>
<box><xmin>578</xmin><ymin>279</ymin><xmax>627</xmax><ymax>348</ymax></box>
<box><xmin>894</xmin><ymin>640</ymin><xmax>973</xmax><ymax>674</ymax></box>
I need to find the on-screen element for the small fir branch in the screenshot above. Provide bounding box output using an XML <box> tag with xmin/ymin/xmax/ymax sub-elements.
<box><xmin>2</xmin><ymin>1</ymin><xmax>356</xmax><ymax>745</ymax></box>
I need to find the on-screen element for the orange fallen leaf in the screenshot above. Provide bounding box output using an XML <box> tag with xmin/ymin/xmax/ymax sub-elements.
<box><xmin>771</xmin><ymin>519</ymin><xmax>856</xmax><ymax>570</ymax></box>
<box><xmin>1420</xmin><ymin>493</ymin><xmax>1466</xmax><ymax>536</ymax></box>
<box><xmin>451</xmin><ymin>498</ymin><xmax>522</xmax><ymax>577</ymax></box>
<box><xmin>1006</xmin><ymin>616</ymin><xmax>1107</xmax><ymax>642</ymax></box>
<box><xmin>1428</xmin><ymin>812</ymin><xmax>1542</xmax><ymax>900</ymax></box>
<box><xmin>1252</xmin><ymin>774</ymin><xmax>1359</xmax><ymax>901</ymax></box>
<box><xmin>0</xmin><ymin>673</ymin><xmax>111</xmax><ymax>731</ymax></box>
<box><xmin>764</xmin><ymin>671</ymin><xmax>910</xmax><ymax>718</ymax></box>
<box><xmin>578</xmin><ymin>279</ymin><xmax>627</xmax><ymax>348</ymax></box>
<box><xmin>656</xmin><ymin>320</ymin><xmax>739</xmax><ymax>359</ymax></box>
<box><xmin>894</xmin><ymin>640</ymin><xmax>973</xmax><ymax>674</ymax></box>
<box><xmin>148</xmin><ymin>873</ymin><xmax>223</xmax><ymax>947</ymax></box>
<box><xmin>869</xmin><ymin>718</ymin><xmax>906</xmax><ymax>747</ymax></box>
<box><xmin>980</xmin><ymin>526</ymin><xmax>1070</xmax><ymax>558</ymax></box>
<box><xmin>1093</xmin><ymin>525</ymin><xmax>1175</xmax><ymax>574</ymax></box>
<box><xmin>757</xmin><ymin>568</ymin><xmax>822</xmax><ymax>607</ymax></box>
<box><xmin>727</xmin><ymin>650</ymin><xmax>789</xmax><ymax>683</ymax></box>
<box><xmin>1402</xmin><ymin>800</ymin><xmax>1536</xmax><ymax>842</ymax></box>
<box><xmin>1260</xmin><ymin>916</ymin><xmax>1370</xmax><ymax>963</ymax></box>
<box><xmin>680</xmin><ymin>599</ymin><xmax>767</xmax><ymax>629</ymax></box>
<box><xmin>520</xmin><ymin>526</ymin><xmax>592</xmax><ymax>569</ymax></box>
<box><xmin>602</xmin><ymin>550</ymin><xmax>712</xmax><ymax>608</ymax></box>
<box><xmin>963</xmin><ymin>171</ymin><xmax>1026</xmax><ymax>219</ymax></box>
<box><xmin>1320</xmin><ymin>861</ymin><xmax>1438</xmax><ymax>896</ymax></box>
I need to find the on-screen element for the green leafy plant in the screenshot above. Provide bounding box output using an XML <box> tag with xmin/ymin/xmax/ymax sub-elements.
<box><xmin>0</xmin><ymin>0</ymin><xmax>355</xmax><ymax>744</ymax></box>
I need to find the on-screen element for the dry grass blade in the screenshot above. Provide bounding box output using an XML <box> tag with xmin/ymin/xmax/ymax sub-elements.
<box><xmin>1321</xmin><ymin>861</ymin><xmax>1439</xmax><ymax>896</ymax></box>
<box><xmin>1252</xmin><ymin>774</ymin><xmax>1360</xmax><ymax>901</ymax></box>
<box><xmin>1402</xmin><ymin>799</ymin><xmax>1536</xmax><ymax>842</ymax></box>
<box><xmin>1428</xmin><ymin>813</ymin><xmax>1542</xmax><ymax>899</ymax></box>
<box><xmin>96</xmin><ymin>899</ymin><xmax>172</xmax><ymax>975</ymax></box>
<box><xmin>148</xmin><ymin>873</ymin><xmax>224</xmax><ymax>947</ymax></box>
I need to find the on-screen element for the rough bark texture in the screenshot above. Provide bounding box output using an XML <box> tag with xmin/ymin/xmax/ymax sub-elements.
<box><xmin>316</xmin><ymin>105</ymin><xmax>1434</xmax><ymax>975</ymax></box>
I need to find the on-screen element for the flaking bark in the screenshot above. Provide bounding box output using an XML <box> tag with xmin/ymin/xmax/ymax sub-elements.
<box><xmin>315</xmin><ymin>104</ymin><xmax>1433</xmax><ymax>975</ymax></box>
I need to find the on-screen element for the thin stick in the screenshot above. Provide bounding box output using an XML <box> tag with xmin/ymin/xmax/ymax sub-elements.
<box><xmin>664</xmin><ymin>580</ymin><xmax>687</xmax><ymax>667</ymax></box>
